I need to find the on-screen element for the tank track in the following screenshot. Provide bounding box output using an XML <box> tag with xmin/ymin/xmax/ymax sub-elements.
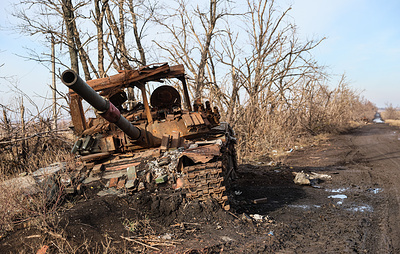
<box><xmin>182</xmin><ymin>161</ymin><xmax>231</xmax><ymax>210</ymax></box>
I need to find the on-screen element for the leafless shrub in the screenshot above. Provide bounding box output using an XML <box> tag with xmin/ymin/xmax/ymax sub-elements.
<box><xmin>0</xmin><ymin>100</ymin><xmax>74</xmax><ymax>176</ymax></box>
<box><xmin>382</xmin><ymin>103</ymin><xmax>400</xmax><ymax>120</ymax></box>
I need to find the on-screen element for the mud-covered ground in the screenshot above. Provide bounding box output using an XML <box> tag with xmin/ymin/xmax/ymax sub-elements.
<box><xmin>2</xmin><ymin>123</ymin><xmax>400</xmax><ymax>253</ymax></box>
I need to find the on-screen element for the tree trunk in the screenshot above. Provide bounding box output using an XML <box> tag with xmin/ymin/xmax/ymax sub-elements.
<box><xmin>51</xmin><ymin>34</ymin><xmax>57</xmax><ymax>131</ymax></box>
<box><xmin>195</xmin><ymin>0</ymin><xmax>217</xmax><ymax>99</ymax></box>
<box><xmin>94</xmin><ymin>0</ymin><xmax>106</xmax><ymax>77</ymax></box>
<box><xmin>128</xmin><ymin>0</ymin><xmax>146</xmax><ymax>66</ymax></box>
<box><xmin>62</xmin><ymin>0</ymin><xmax>79</xmax><ymax>73</ymax></box>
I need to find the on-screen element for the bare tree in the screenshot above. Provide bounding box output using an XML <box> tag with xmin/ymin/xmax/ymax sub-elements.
<box><xmin>154</xmin><ymin>0</ymin><xmax>229</xmax><ymax>99</ymax></box>
<box><xmin>213</xmin><ymin>26</ymin><xmax>244</xmax><ymax>125</ymax></box>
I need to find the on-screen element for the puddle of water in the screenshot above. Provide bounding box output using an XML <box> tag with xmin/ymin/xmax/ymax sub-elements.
<box><xmin>367</xmin><ymin>188</ymin><xmax>382</xmax><ymax>194</ymax></box>
<box><xmin>328</xmin><ymin>194</ymin><xmax>347</xmax><ymax>205</ymax></box>
<box><xmin>326</xmin><ymin>188</ymin><xmax>348</xmax><ymax>193</ymax></box>
<box><xmin>328</xmin><ymin>194</ymin><xmax>347</xmax><ymax>199</ymax></box>
<box><xmin>347</xmin><ymin>205</ymin><xmax>373</xmax><ymax>213</ymax></box>
<box><xmin>288</xmin><ymin>204</ymin><xmax>321</xmax><ymax>209</ymax></box>
<box><xmin>372</xmin><ymin>118</ymin><xmax>384</xmax><ymax>123</ymax></box>
<box><xmin>327</xmin><ymin>187</ymin><xmax>382</xmax><ymax>195</ymax></box>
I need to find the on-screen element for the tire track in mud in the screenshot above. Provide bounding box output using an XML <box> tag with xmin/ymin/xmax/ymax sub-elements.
<box><xmin>345</xmin><ymin>134</ymin><xmax>390</xmax><ymax>253</ymax></box>
<box><xmin>373</xmin><ymin>142</ymin><xmax>400</xmax><ymax>252</ymax></box>
<box><xmin>348</xmin><ymin>125</ymin><xmax>400</xmax><ymax>253</ymax></box>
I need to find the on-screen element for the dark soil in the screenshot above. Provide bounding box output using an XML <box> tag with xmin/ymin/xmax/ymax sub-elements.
<box><xmin>2</xmin><ymin>123</ymin><xmax>400</xmax><ymax>253</ymax></box>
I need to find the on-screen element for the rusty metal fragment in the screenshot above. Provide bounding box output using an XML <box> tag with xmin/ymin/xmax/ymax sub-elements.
<box><xmin>181</xmin><ymin>144</ymin><xmax>221</xmax><ymax>163</ymax></box>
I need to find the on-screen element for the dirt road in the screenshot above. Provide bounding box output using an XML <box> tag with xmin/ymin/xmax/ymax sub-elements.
<box><xmin>2</xmin><ymin>123</ymin><xmax>400</xmax><ymax>253</ymax></box>
<box><xmin>272</xmin><ymin>123</ymin><xmax>400</xmax><ymax>253</ymax></box>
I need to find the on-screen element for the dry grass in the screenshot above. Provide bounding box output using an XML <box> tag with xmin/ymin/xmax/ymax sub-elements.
<box><xmin>0</xmin><ymin>173</ymin><xmax>66</xmax><ymax>233</ymax></box>
<box><xmin>0</xmin><ymin>105</ymin><xmax>137</xmax><ymax>253</ymax></box>
<box><xmin>384</xmin><ymin>119</ymin><xmax>400</xmax><ymax>127</ymax></box>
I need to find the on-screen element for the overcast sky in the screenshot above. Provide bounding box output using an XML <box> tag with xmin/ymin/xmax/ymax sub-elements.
<box><xmin>1</xmin><ymin>0</ymin><xmax>399</xmax><ymax>110</ymax></box>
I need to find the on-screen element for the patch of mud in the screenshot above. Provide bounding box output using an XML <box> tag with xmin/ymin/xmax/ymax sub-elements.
<box><xmin>0</xmin><ymin>182</ymin><xmax>282</xmax><ymax>253</ymax></box>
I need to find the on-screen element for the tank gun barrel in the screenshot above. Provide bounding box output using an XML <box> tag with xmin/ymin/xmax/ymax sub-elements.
<box><xmin>61</xmin><ymin>70</ymin><xmax>141</xmax><ymax>140</ymax></box>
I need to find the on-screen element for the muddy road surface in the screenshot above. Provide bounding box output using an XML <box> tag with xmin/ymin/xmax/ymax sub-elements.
<box><xmin>276</xmin><ymin>123</ymin><xmax>400</xmax><ymax>253</ymax></box>
<box><xmin>2</xmin><ymin>123</ymin><xmax>400</xmax><ymax>253</ymax></box>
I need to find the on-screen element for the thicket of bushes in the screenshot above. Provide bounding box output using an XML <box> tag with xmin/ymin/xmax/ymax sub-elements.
<box><xmin>225</xmin><ymin>76</ymin><xmax>376</xmax><ymax>160</ymax></box>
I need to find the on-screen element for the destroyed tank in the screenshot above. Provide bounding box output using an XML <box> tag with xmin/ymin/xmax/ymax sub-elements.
<box><xmin>61</xmin><ymin>63</ymin><xmax>237</xmax><ymax>210</ymax></box>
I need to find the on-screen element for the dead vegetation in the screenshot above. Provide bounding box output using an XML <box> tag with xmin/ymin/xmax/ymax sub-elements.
<box><xmin>381</xmin><ymin>103</ymin><xmax>400</xmax><ymax>127</ymax></box>
<box><xmin>0</xmin><ymin>102</ymin><xmax>73</xmax><ymax>176</ymax></box>
<box><xmin>232</xmin><ymin>77</ymin><xmax>376</xmax><ymax>160</ymax></box>
<box><xmin>0</xmin><ymin>98</ymin><xmax>75</xmax><ymax>237</ymax></box>
<box><xmin>381</xmin><ymin>105</ymin><xmax>400</xmax><ymax>127</ymax></box>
